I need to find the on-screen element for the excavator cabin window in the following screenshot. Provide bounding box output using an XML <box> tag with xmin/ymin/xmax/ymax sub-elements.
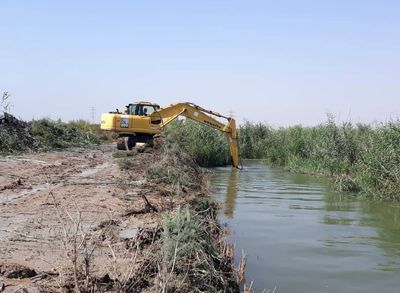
<box><xmin>128</xmin><ymin>104</ymin><xmax>160</xmax><ymax>116</ymax></box>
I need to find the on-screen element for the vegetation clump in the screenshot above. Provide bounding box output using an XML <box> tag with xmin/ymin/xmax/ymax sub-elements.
<box><xmin>147</xmin><ymin>141</ymin><xmax>204</xmax><ymax>188</ymax></box>
<box><xmin>0</xmin><ymin>114</ymin><xmax>101</xmax><ymax>154</ymax></box>
<box><xmin>67</xmin><ymin>119</ymin><xmax>115</xmax><ymax>141</ymax></box>
<box><xmin>0</xmin><ymin>112</ymin><xmax>39</xmax><ymax>153</ymax></box>
<box><xmin>28</xmin><ymin>119</ymin><xmax>100</xmax><ymax>150</ymax></box>
<box><xmin>159</xmin><ymin>206</ymin><xmax>238</xmax><ymax>292</ymax></box>
<box><xmin>117</xmin><ymin>157</ymin><xmax>136</xmax><ymax>170</ymax></box>
<box><xmin>164</xmin><ymin>119</ymin><xmax>231</xmax><ymax>167</ymax></box>
<box><xmin>0</xmin><ymin>92</ymin><xmax>109</xmax><ymax>154</ymax></box>
<box><xmin>112</xmin><ymin>151</ymin><xmax>135</xmax><ymax>158</ymax></box>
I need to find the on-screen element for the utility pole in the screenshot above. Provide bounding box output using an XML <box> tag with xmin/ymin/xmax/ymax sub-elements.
<box><xmin>90</xmin><ymin>106</ymin><xmax>96</xmax><ymax>124</ymax></box>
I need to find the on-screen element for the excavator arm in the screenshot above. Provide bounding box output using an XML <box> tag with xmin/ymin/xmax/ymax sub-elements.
<box><xmin>150</xmin><ymin>102</ymin><xmax>239</xmax><ymax>168</ymax></box>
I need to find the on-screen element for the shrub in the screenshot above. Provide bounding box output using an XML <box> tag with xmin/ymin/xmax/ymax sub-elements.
<box><xmin>27</xmin><ymin>119</ymin><xmax>100</xmax><ymax>150</ymax></box>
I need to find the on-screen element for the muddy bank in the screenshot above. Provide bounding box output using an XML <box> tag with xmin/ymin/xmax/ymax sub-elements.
<box><xmin>0</xmin><ymin>142</ymin><xmax>240</xmax><ymax>292</ymax></box>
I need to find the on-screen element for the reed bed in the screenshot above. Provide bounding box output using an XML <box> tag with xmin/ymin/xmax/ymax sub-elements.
<box><xmin>239</xmin><ymin>118</ymin><xmax>400</xmax><ymax>201</ymax></box>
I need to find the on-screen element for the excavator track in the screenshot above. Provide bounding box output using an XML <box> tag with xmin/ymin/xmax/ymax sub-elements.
<box><xmin>116</xmin><ymin>137</ymin><xmax>127</xmax><ymax>150</ymax></box>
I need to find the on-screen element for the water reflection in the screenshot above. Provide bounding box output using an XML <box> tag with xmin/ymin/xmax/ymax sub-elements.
<box><xmin>360</xmin><ymin>201</ymin><xmax>400</xmax><ymax>259</ymax></box>
<box><xmin>223</xmin><ymin>169</ymin><xmax>238</xmax><ymax>218</ymax></box>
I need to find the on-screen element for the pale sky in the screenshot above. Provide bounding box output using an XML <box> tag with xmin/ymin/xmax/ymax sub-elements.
<box><xmin>1</xmin><ymin>0</ymin><xmax>399</xmax><ymax>126</ymax></box>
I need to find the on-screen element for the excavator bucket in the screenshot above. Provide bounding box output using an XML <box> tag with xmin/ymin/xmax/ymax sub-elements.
<box><xmin>230</xmin><ymin>137</ymin><xmax>239</xmax><ymax>168</ymax></box>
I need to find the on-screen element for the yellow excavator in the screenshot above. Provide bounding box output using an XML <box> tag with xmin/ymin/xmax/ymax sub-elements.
<box><xmin>100</xmin><ymin>101</ymin><xmax>239</xmax><ymax>168</ymax></box>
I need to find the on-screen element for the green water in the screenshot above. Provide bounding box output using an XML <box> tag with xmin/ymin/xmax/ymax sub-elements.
<box><xmin>210</xmin><ymin>161</ymin><xmax>400</xmax><ymax>293</ymax></box>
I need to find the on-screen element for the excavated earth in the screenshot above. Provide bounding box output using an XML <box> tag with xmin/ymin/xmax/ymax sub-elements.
<box><xmin>0</xmin><ymin>144</ymin><xmax>193</xmax><ymax>292</ymax></box>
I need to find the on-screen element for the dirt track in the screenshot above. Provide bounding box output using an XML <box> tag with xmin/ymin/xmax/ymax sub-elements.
<box><xmin>0</xmin><ymin>145</ymin><xmax>168</xmax><ymax>292</ymax></box>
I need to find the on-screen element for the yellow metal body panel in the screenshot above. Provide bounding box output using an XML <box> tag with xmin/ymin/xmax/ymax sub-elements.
<box><xmin>100</xmin><ymin>113</ymin><xmax>161</xmax><ymax>134</ymax></box>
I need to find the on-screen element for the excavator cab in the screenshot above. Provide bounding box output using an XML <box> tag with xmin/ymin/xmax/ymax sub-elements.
<box><xmin>127</xmin><ymin>103</ymin><xmax>160</xmax><ymax>116</ymax></box>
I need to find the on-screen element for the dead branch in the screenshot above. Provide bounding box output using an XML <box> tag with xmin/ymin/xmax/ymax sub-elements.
<box><xmin>142</xmin><ymin>194</ymin><xmax>158</xmax><ymax>212</ymax></box>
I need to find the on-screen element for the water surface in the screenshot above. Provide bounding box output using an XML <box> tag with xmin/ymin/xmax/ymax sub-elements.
<box><xmin>211</xmin><ymin>161</ymin><xmax>400</xmax><ymax>293</ymax></box>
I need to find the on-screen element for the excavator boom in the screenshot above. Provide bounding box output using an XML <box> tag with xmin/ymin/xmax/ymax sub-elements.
<box><xmin>150</xmin><ymin>102</ymin><xmax>239</xmax><ymax>168</ymax></box>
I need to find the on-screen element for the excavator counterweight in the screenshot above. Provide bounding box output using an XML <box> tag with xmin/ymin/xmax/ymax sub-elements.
<box><xmin>101</xmin><ymin>101</ymin><xmax>239</xmax><ymax>168</ymax></box>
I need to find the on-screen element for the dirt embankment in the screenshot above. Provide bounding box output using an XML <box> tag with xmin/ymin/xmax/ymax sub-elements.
<box><xmin>0</xmin><ymin>143</ymin><xmax>240</xmax><ymax>292</ymax></box>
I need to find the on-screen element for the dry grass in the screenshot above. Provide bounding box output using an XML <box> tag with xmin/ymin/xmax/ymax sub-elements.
<box><xmin>157</xmin><ymin>204</ymin><xmax>239</xmax><ymax>293</ymax></box>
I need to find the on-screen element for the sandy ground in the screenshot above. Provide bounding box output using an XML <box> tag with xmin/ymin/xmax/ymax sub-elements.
<box><xmin>0</xmin><ymin>145</ymin><xmax>168</xmax><ymax>292</ymax></box>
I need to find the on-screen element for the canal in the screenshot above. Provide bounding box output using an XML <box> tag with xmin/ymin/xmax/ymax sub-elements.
<box><xmin>211</xmin><ymin>160</ymin><xmax>400</xmax><ymax>293</ymax></box>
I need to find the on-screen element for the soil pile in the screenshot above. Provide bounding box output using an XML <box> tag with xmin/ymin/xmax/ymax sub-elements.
<box><xmin>0</xmin><ymin>112</ymin><xmax>38</xmax><ymax>153</ymax></box>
